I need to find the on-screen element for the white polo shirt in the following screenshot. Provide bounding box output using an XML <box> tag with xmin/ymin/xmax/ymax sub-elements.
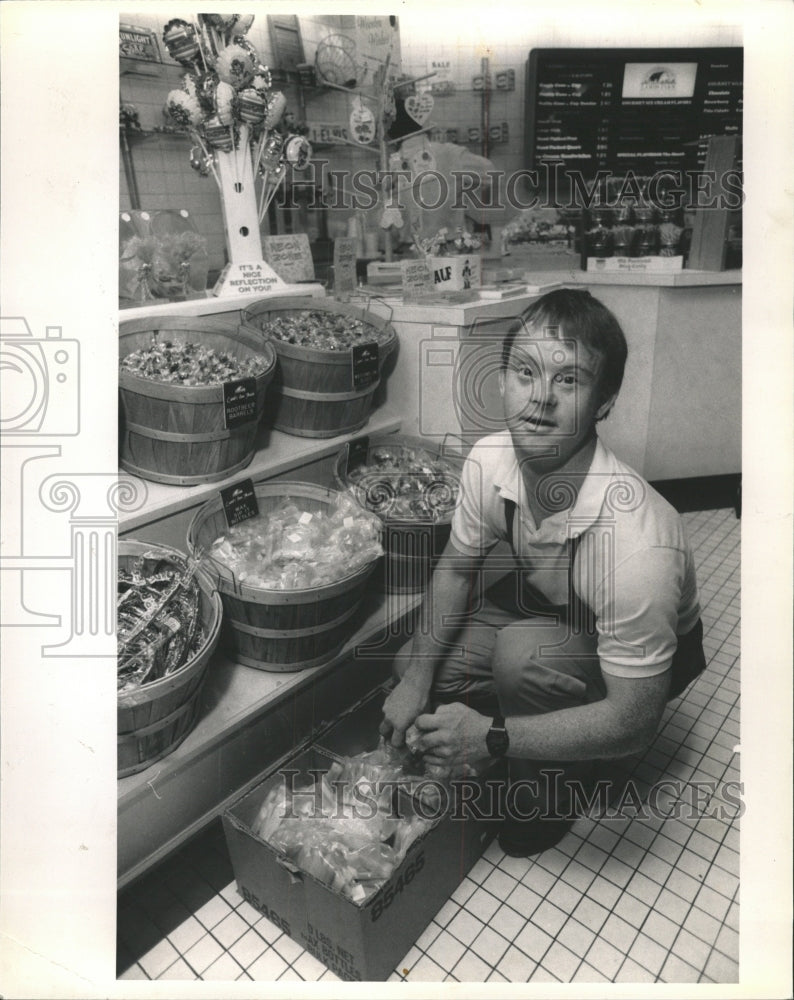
<box><xmin>450</xmin><ymin>431</ymin><xmax>702</xmax><ymax>679</ymax></box>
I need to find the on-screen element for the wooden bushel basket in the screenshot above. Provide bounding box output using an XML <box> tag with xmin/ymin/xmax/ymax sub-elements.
<box><xmin>117</xmin><ymin>540</ymin><xmax>223</xmax><ymax>778</ymax></box>
<box><xmin>333</xmin><ymin>435</ymin><xmax>465</xmax><ymax>594</ymax></box>
<box><xmin>119</xmin><ymin>316</ymin><xmax>277</xmax><ymax>486</ymax></box>
<box><xmin>187</xmin><ymin>482</ymin><xmax>382</xmax><ymax>672</ymax></box>
<box><xmin>242</xmin><ymin>297</ymin><xmax>397</xmax><ymax>439</ymax></box>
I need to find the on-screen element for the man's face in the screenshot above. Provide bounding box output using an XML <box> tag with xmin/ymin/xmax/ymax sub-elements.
<box><xmin>498</xmin><ymin>323</ymin><xmax>614</xmax><ymax>472</ymax></box>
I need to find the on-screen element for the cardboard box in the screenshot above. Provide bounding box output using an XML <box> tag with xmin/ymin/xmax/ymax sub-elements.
<box><xmin>223</xmin><ymin>688</ymin><xmax>503</xmax><ymax>981</ymax></box>
<box><xmin>428</xmin><ymin>254</ymin><xmax>481</xmax><ymax>291</ymax></box>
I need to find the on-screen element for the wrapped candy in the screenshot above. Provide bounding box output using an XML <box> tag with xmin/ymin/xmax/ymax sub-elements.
<box><xmin>207</xmin><ymin>494</ymin><xmax>383</xmax><ymax>591</ymax></box>
<box><xmin>253</xmin><ymin>747</ymin><xmax>434</xmax><ymax>902</ymax></box>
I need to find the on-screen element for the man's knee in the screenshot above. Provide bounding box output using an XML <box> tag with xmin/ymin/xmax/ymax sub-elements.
<box><xmin>492</xmin><ymin>619</ymin><xmax>602</xmax><ymax>711</ymax></box>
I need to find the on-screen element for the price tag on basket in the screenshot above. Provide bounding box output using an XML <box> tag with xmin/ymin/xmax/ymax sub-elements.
<box><xmin>345</xmin><ymin>435</ymin><xmax>370</xmax><ymax>475</ymax></box>
<box><xmin>223</xmin><ymin>377</ymin><xmax>258</xmax><ymax>430</ymax></box>
<box><xmin>220</xmin><ymin>478</ymin><xmax>259</xmax><ymax>527</ymax></box>
<box><xmin>351</xmin><ymin>343</ymin><xmax>380</xmax><ymax>390</ymax></box>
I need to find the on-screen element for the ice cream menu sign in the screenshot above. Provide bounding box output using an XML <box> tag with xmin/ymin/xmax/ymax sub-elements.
<box><xmin>526</xmin><ymin>47</ymin><xmax>742</xmax><ymax>179</ymax></box>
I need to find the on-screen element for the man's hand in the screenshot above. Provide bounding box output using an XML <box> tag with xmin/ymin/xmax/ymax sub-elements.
<box><xmin>379</xmin><ymin>676</ymin><xmax>432</xmax><ymax>748</ymax></box>
<box><xmin>410</xmin><ymin>703</ymin><xmax>492</xmax><ymax>773</ymax></box>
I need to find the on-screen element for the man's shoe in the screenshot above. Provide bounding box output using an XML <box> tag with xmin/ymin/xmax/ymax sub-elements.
<box><xmin>497</xmin><ymin>816</ymin><xmax>575</xmax><ymax>857</ymax></box>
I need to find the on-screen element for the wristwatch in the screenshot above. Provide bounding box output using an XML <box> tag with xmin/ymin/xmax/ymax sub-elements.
<box><xmin>486</xmin><ymin>715</ymin><xmax>509</xmax><ymax>758</ymax></box>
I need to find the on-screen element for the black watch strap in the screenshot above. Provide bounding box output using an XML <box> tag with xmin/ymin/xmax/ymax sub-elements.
<box><xmin>486</xmin><ymin>714</ymin><xmax>509</xmax><ymax>758</ymax></box>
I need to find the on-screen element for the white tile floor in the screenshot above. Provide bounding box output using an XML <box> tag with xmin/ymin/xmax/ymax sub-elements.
<box><xmin>118</xmin><ymin>505</ymin><xmax>740</xmax><ymax>984</ymax></box>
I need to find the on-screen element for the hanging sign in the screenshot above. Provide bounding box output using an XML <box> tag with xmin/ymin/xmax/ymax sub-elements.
<box><xmin>349</xmin><ymin>98</ymin><xmax>376</xmax><ymax>145</ymax></box>
<box><xmin>120</xmin><ymin>24</ymin><xmax>161</xmax><ymax>63</ymax></box>
<box><xmin>404</xmin><ymin>92</ymin><xmax>434</xmax><ymax>126</ymax></box>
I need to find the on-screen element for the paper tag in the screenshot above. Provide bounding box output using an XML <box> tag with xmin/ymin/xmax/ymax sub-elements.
<box><xmin>404</xmin><ymin>92</ymin><xmax>434</xmax><ymax>125</ymax></box>
<box><xmin>298</xmin><ymin>511</ymin><xmax>313</xmax><ymax>525</ymax></box>
<box><xmin>401</xmin><ymin>258</ymin><xmax>433</xmax><ymax>298</ymax></box>
<box><xmin>263</xmin><ymin>234</ymin><xmax>315</xmax><ymax>283</ymax></box>
<box><xmin>351</xmin><ymin>342</ymin><xmax>379</xmax><ymax>390</ymax></box>
<box><xmin>346</xmin><ymin>435</ymin><xmax>370</xmax><ymax>475</ymax></box>
<box><xmin>343</xmin><ymin>516</ymin><xmax>355</xmax><ymax>528</ymax></box>
<box><xmin>333</xmin><ymin>237</ymin><xmax>357</xmax><ymax>298</ymax></box>
<box><xmin>287</xmin><ymin>532</ymin><xmax>302</xmax><ymax>543</ymax></box>
<box><xmin>349</xmin><ymin>97</ymin><xmax>376</xmax><ymax>145</ymax></box>
<box><xmin>223</xmin><ymin>377</ymin><xmax>258</xmax><ymax>429</ymax></box>
<box><xmin>220</xmin><ymin>478</ymin><xmax>259</xmax><ymax>528</ymax></box>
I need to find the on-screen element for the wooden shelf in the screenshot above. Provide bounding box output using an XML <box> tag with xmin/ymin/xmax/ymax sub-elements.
<box><xmin>119</xmin><ymin>403</ymin><xmax>402</xmax><ymax>535</ymax></box>
<box><xmin>118</xmin><ymin>585</ymin><xmax>420</xmax><ymax>887</ymax></box>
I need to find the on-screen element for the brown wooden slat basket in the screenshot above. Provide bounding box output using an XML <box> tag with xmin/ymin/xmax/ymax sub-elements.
<box><xmin>119</xmin><ymin>315</ymin><xmax>277</xmax><ymax>486</ymax></box>
<box><xmin>117</xmin><ymin>540</ymin><xmax>223</xmax><ymax>778</ymax></box>
<box><xmin>333</xmin><ymin>435</ymin><xmax>464</xmax><ymax>594</ymax></box>
<box><xmin>242</xmin><ymin>297</ymin><xmax>397</xmax><ymax>439</ymax></box>
<box><xmin>187</xmin><ymin>481</ymin><xmax>382</xmax><ymax>672</ymax></box>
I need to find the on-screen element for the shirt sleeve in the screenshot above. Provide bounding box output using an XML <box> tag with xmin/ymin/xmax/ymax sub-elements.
<box><xmin>592</xmin><ymin>546</ymin><xmax>685</xmax><ymax>679</ymax></box>
<box><xmin>450</xmin><ymin>448</ymin><xmax>502</xmax><ymax>557</ymax></box>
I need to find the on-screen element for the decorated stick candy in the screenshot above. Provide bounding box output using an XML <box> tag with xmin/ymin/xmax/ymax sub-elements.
<box><xmin>284</xmin><ymin>134</ymin><xmax>313</xmax><ymax>171</ymax></box>
<box><xmin>264</xmin><ymin>91</ymin><xmax>287</xmax><ymax>129</ymax></box>
<box><xmin>251</xmin><ymin>68</ymin><xmax>272</xmax><ymax>93</ymax></box>
<box><xmin>162</xmin><ymin>19</ymin><xmax>200</xmax><ymax>64</ymax></box>
<box><xmin>195</xmin><ymin>71</ymin><xmax>219</xmax><ymax>114</ymax></box>
<box><xmin>214</xmin><ymin>80</ymin><xmax>236</xmax><ymax>125</ymax></box>
<box><xmin>203</xmin><ymin>116</ymin><xmax>234</xmax><ymax>151</ymax></box>
<box><xmin>231</xmin><ymin>14</ymin><xmax>255</xmax><ymax>35</ymax></box>
<box><xmin>164</xmin><ymin>88</ymin><xmax>203</xmax><ymax>128</ymax></box>
<box><xmin>237</xmin><ymin>88</ymin><xmax>266</xmax><ymax>124</ymax></box>
<box><xmin>258</xmin><ymin>132</ymin><xmax>284</xmax><ymax>173</ymax></box>
<box><xmin>215</xmin><ymin>42</ymin><xmax>257</xmax><ymax>89</ymax></box>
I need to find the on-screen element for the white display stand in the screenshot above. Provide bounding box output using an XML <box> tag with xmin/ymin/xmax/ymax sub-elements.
<box><xmin>211</xmin><ymin>123</ymin><xmax>286</xmax><ymax>298</ymax></box>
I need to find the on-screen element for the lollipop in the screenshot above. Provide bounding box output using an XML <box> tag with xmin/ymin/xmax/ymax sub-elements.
<box><xmin>258</xmin><ymin>132</ymin><xmax>285</xmax><ymax>173</ymax></box>
<box><xmin>237</xmin><ymin>88</ymin><xmax>266</xmax><ymax>124</ymax></box>
<box><xmin>214</xmin><ymin>81</ymin><xmax>236</xmax><ymax>125</ymax></box>
<box><xmin>162</xmin><ymin>19</ymin><xmax>200</xmax><ymax>64</ymax></box>
<box><xmin>204</xmin><ymin>116</ymin><xmax>235</xmax><ymax>151</ymax></box>
<box><xmin>231</xmin><ymin>14</ymin><xmax>255</xmax><ymax>35</ymax></box>
<box><xmin>215</xmin><ymin>42</ymin><xmax>257</xmax><ymax>89</ymax></box>
<box><xmin>264</xmin><ymin>91</ymin><xmax>287</xmax><ymax>129</ymax></box>
<box><xmin>164</xmin><ymin>88</ymin><xmax>203</xmax><ymax>129</ymax></box>
<box><xmin>285</xmin><ymin>135</ymin><xmax>313</xmax><ymax>171</ymax></box>
<box><xmin>189</xmin><ymin>145</ymin><xmax>210</xmax><ymax>176</ymax></box>
<box><xmin>195</xmin><ymin>72</ymin><xmax>219</xmax><ymax>114</ymax></box>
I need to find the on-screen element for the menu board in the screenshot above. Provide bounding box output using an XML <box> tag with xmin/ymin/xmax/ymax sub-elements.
<box><xmin>525</xmin><ymin>47</ymin><xmax>742</xmax><ymax>182</ymax></box>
